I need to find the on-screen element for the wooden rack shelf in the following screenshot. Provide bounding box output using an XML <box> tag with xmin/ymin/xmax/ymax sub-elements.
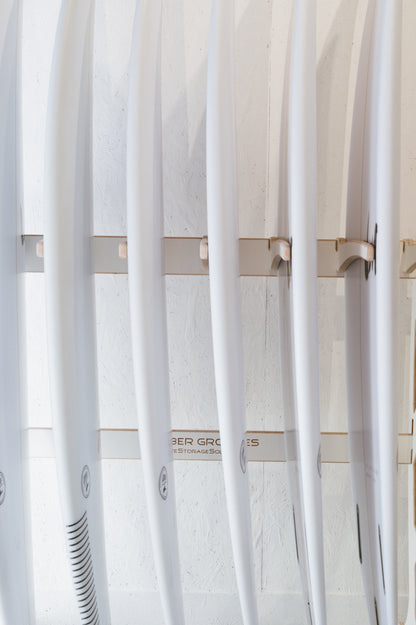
<box><xmin>24</xmin><ymin>428</ymin><xmax>413</xmax><ymax>464</ymax></box>
<box><xmin>22</xmin><ymin>235</ymin><xmax>416</xmax><ymax>278</ymax></box>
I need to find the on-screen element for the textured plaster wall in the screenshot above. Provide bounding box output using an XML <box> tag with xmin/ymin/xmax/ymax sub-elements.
<box><xmin>21</xmin><ymin>0</ymin><xmax>416</xmax><ymax>623</ymax></box>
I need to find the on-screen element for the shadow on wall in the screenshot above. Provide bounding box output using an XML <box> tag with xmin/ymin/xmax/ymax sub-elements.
<box><xmin>317</xmin><ymin>0</ymin><xmax>360</xmax><ymax>238</ymax></box>
<box><xmin>162</xmin><ymin>0</ymin><xmax>273</xmax><ymax>238</ymax></box>
<box><xmin>315</xmin><ymin>0</ymin><xmax>360</xmax><ymax>430</ymax></box>
<box><xmin>92</xmin><ymin>0</ymin><xmax>359</xmax><ymax>241</ymax></box>
<box><xmin>93</xmin><ymin>0</ymin><xmax>136</xmax><ymax>235</ymax></box>
<box><xmin>162</xmin><ymin>0</ymin><xmax>208</xmax><ymax>237</ymax></box>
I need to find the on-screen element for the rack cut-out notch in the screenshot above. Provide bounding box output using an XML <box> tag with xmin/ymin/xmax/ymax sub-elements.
<box><xmin>269</xmin><ymin>237</ymin><xmax>291</xmax><ymax>271</ymax></box>
<box><xmin>335</xmin><ymin>238</ymin><xmax>374</xmax><ymax>272</ymax></box>
<box><xmin>401</xmin><ymin>239</ymin><xmax>416</xmax><ymax>275</ymax></box>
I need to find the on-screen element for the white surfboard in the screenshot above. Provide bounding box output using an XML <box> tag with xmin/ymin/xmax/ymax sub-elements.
<box><xmin>405</xmin><ymin>281</ymin><xmax>416</xmax><ymax>625</ymax></box>
<box><xmin>286</xmin><ymin>1</ymin><xmax>327</xmax><ymax>624</ymax></box>
<box><xmin>44</xmin><ymin>2</ymin><xmax>111</xmax><ymax>623</ymax></box>
<box><xmin>345</xmin><ymin>1</ymin><xmax>401</xmax><ymax>624</ymax></box>
<box><xmin>0</xmin><ymin>2</ymin><xmax>35</xmax><ymax>623</ymax></box>
<box><xmin>276</xmin><ymin>5</ymin><xmax>321</xmax><ymax>624</ymax></box>
<box><xmin>206</xmin><ymin>1</ymin><xmax>259</xmax><ymax>624</ymax></box>
<box><xmin>126</xmin><ymin>2</ymin><xmax>185</xmax><ymax>624</ymax></box>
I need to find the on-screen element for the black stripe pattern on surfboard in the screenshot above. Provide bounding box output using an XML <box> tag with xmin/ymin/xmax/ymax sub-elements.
<box><xmin>66</xmin><ymin>511</ymin><xmax>100</xmax><ymax>625</ymax></box>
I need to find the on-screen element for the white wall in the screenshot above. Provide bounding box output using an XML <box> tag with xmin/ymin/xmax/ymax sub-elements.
<box><xmin>21</xmin><ymin>0</ymin><xmax>416</xmax><ymax>623</ymax></box>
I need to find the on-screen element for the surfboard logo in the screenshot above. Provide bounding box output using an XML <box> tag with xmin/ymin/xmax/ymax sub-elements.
<box><xmin>159</xmin><ymin>466</ymin><xmax>168</xmax><ymax>500</ymax></box>
<box><xmin>0</xmin><ymin>472</ymin><xmax>5</xmax><ymax>505</ymax></box>
<box><xmin>81</xmin><ymin>465</ymin><xmax>91</xmax><ymax>499</ymax></box>
<box><xmin>240</xmin><ymin>439</ymin><xmax>247</xmax><ymax>474</ymax></box>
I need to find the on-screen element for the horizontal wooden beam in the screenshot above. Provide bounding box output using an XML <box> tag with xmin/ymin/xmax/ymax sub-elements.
<box><xmin>24</xmin><ymin>428</ymin><xmax>413</xmax><ymax>464</ymax></box>
<box><xmin>22</xmin><ymin>235</ymin><xmax>416</xmax><ymax>278</ymax></box>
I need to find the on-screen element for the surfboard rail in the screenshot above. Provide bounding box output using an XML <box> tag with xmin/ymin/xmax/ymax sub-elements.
<box><xmin>285</xmin><ymin>1</ymin><xmax>327</xmax><ymax>624</ymax></box>
<box><xmin>345</xmin><ymin>1</ymin><xmax>402</xmax><ymax>623</ymax></box>
<box><xmin>126</xmin><ymin>1</ymin><xmax>185</xmax><ymax>623</ymax></box>
<box><xmin>405</xmin><ymin>283</ymin><xmax>416</xmax><ymax>625</ymax></box>
<box><xmin>206</xmin><ymin>0</ymin><xmax>259</xmax><ymax>623</ymax></box>
<box><xmin>0</xmin><ymin>1</ymin><xmax>35</xmax><ymax>622</ymax></box>
<box><xmin>44</xmin><ymin>1</ymin><xmax>111</xmax><ymax>622</ymax></box>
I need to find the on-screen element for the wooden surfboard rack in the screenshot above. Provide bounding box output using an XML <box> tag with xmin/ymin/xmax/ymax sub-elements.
<box><xmin>24</xmin><ymin>427</ymin><xmax>414</xmax><ymax>464</ymax></box>
<box><xmin>401</xmin><ymin>239</ymin><xmax>416</xmax><ymax>275</ymax></box>
<box><xmin>25</xmin><ymin>233</ymin><xmax>415</xmax><ymax>464</ymax></box>
<box><xmin>25</xmin><ymin>234</ymin><xmax>416</xmax><ymax>278</ymax></box>
<box><xmin>335</xmin><ymin>237</ymin><xmax>374</xmax><ymax>272</ymax></box>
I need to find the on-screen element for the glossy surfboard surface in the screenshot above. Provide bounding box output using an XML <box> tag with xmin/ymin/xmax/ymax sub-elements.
<box><xmin>286</xmin><ymin>1</ymin><xmax>326</xmax><ymax>623</ymax></box>
<box><xmin>206</xmin><ymin>1</ymin><xmax>259</xmax><ymax>624</ymax></box>
<box><xmin>126</xmin><ymin>1</ymin><xmax>185</xmax><ymax>623</ymax></box>
<box><xmin>345</xmin><ymin>1</ymin><xmax>401</xmax><ymax>623</ymax></box>
<box><xmin>0</xmin><ymin>1</ymin><xmax>34</xmax><ymax>623</ymax></box>
<box><xmin>277</xmin><ymin>5</ymin><xmax>320</xmax><ymax>624</ymax></box>
<box><xmin>44</xmin><ymin>1</ymin><xmax>111</xmax><ymax>623</ymax></box>
<box><xmin>405</xmin><ymin>282</ymin><xmax>416</xmax><ymax>625</ymax></box>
